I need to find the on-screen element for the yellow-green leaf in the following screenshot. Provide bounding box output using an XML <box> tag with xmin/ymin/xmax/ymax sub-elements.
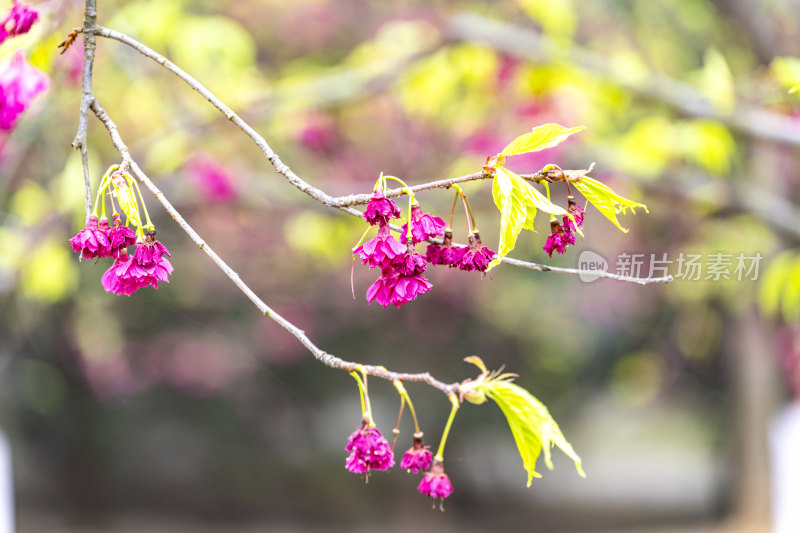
<box><xmin>490</xmin><ymin>168</ymin><xmax>528</xmax><ymax>271</ymax></box>
<box><xmin>508</xmin><ymin>169</ymin><xmax>567</xmax><ymax>216</ymax></box>
<box><xmin>500</xmin><ymin>123</ymin><xmax>585</xmax><ymax>157</ymax></box>
<box><xmin>484</xmin><ymin>378</ymin><xmax>584</xmax><ymax>486</ymax></box>
<box><xmin>572</xmin><ymin>176</ymin><xmax>647</xmax><ymax>232</ymax></box>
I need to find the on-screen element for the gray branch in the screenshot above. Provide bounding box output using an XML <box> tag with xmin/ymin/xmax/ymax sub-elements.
<box><xmin>71</xmin><ymin>1</ymin><xmax>97</xmax><ymax>223</ymax></box>
<box><xmin>93</xmin><ymin>25</ymin><xmax>671</xmax><ymax>285</ymax></box>
<box><xmin>89</xmin><ymin>99</ymin><xmax>460</xmax><ymax>396</ymax></box>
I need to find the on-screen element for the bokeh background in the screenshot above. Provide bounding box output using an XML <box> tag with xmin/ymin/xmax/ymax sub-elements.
<box><xmin>1</xmin><ymin>0</ymin><xmax>800</xmax><ymax>531</ymax></box>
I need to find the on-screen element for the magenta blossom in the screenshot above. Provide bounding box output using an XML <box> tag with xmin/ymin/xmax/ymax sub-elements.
<box><xmin>458</xmin><ymin>233</ymin><xmax>495</xmax><ymax>272</ymax></box>
<box><xmin>401</xmin><ymin>436</ymin><xmax>432</xmax><ymax>474</ymax></box>
<box><xmin>133</xmin><ymin>232</ymin><xmax>171</xmax><ymax>267</ymax></box>
<box><xmin>418</xmin><ymin>461</ymin><xmax>454</xmax><ymax>508</ymax></box>
<box><xmin>69</xmin><ymin>215</ymin><xmax>112</xmax><ymax>260</ymax></box>
<box><xmin>394</xmin><ymin>247</ymin><xmax>427</xmax><ymax>276</ymax></box>
<box><xmin>363</xmin><ymin>189</ymin><xmax>401</xmax><ymax>226</ymax></box>
<box><xmin>101</xmin><ymin>251</ymin><xmax>141</xmax><ymax>296</ymax></box>
<box><xmin>354</xmin><ymin>224</ymin><xmax>407</xmax><ymax>268</ymax></box>
<box><xmin>108</xmin><ymin>214</ymin><xmax>136</xmax><ymax>251</ymax></box>
<box><xmin>543</xmin><ymin>221</ymin><xmax>575</xmax><ymax>257</ymax></box>
<box><xmin>345</xmin><ymin>424</ymin><xmax>394</xmax><ymax>477</ymax></box>
<box><xmin>563</xmin><ymin>198</ymin><xmax>585</xmax><ymax>233</ymax></box>
<box><xmin>0</xmin><ymin>1</ymin><xmax>38</xmax><ymax>44</ymax></box>
<box><xmin>426</xmin><ymin>231</ymin><xmax>465</xmax><ymax>268</ymax></box>
<box><xmin>400</xmin><ymin>204</ymin><xmax>446</xmax><ymax>244</ymax></box>
<box><xmin>366</xmin><ymin>268</ymin><xmax>432</xmax><ymax>308</ymax></box>
<box><xmin>0</xmin><ymin>51</ymin><xmax>48</xmax><ymax>131</ymax></box>
<box><xmin>102</xmin><ymin>232</ymin><xmax>173</xmax><ymax>295</ymax></box>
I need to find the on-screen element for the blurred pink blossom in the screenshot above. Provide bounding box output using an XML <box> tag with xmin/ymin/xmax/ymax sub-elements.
<box><xmin>0</xmin><ymin>51</ymin><xmax>48</xmax><ymax>130</ymax></box>
<box><xmin>185</xmin><ymin>156</ymin><xmax>238</xmax><ymax>203</ymax></box>
<box><xmin>0</xmin><ymin>0</ymin><xmax>38</xmax><ymax>44</ymax></box>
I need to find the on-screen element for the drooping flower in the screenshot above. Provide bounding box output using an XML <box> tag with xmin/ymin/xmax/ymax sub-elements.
<box><xmin>354</xmin><ymin>224</ymin><xmax>407</xmax><ymax>268</ymax></box>
<box><xmin>108</xmin><ymin>214</ymin><xmax>136</xmax><ymax>251</ymax></box>
<box><xmin>133</xmin><ymin>231</ymin><xmax>171</xmax><ymax>267</ymax></box>
<box><xmin>345</xmin><ymin>423</ymin><xmax>395</xmax><ymax>477</ymax></box>
<box><xmin>563</xmin><ymin>197</ymin><xmax>585</xmax><ymax>233</ymax></box>
<box><xmin>0</xmin><ymin>1</ymin><xmax>38</xmax><ymax>44</ymax></box>
<box><xmin>458</xmin><ymin>233</ymin><xmax>496</xmax><ymax>272</ymax></box>
<box><xmin>400</xmin><ymin>204</ymin><xmax>446</xmax><ymax>244</ymax></box>
<box><xmin>101</xmin><ymin>250</ymin><xmax>140</xmax><ymax>296</ymax></box>
<box><xmin>426</xmin><ymin>230</ymin><xmax>465</xmax><ymax>268</ymax></box>
<box><xmin>418</xmin><ymin>461</ymin><xmax>454</xmax><ymax>508</ymax></box>
<box><xmin>363</xmin><ymin>189</ymin><xmax>401</xmax><ymax>226</ymax></box>
<box><xmin>543</xmin><ymin>220</ymin><xmax>575</xmax><ymax>257</ymax></box>
<box><xmin>401</xmin><ymin>435</ymin><xmax>432</xmax><ymax>474</ymax></box>
<box><xmin>366</xmin><ymin>267</ymin><xmax>432</xmax><ymax>308</ymax></box>
<box><xmin>394</xmin><ymin>246</ymin><xmax>427</xmax><ymax>276</ymax></box>
<box><xmin>69</xmin><ymin>215</ymin><xmax>112</xmax><ymax>260</ymax></box>
<box><xmin>0</xmin><ymin>51</ymin><xmax>48</xmax><ymax>131</ymax></box>
<box><xmin>102</xmin><ymin>231</ymin><xmax>173</xmax><ymax>295</ymax></box>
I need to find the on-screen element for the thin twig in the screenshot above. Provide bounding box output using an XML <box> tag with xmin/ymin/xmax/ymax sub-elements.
<box><xmin>94</xmin><ymin>25</ymin><xmax>339</xmax><ymax>208</ymax></box>
<box><xmin>93</xmin><ymin>25</ymin><xmax>670</xmax><ymax>285</ymax></box>
<box><xmin>89</xmin><ymin>99</ymin><xmax>461</xmax><ymax>396</ymax></box>
<box><xmin>70</xmin><ymin>1</ymin><xmax>97</xmax><ymax>223</ymax></box>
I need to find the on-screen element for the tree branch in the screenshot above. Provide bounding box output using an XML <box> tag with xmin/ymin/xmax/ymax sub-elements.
<box><xmin>71</xmin><ymin>1</ymin><xmax>97</xmax><ymax>223</ymax></box>
<box><xmin>89</xmin><ymin>99</ymin><xmax>461</xmax><ymax>397</ymax></box>
<box><xmin>93</xmin><ymin>25</ymin><xmax>671</xmax><ymax>285</ymax></box>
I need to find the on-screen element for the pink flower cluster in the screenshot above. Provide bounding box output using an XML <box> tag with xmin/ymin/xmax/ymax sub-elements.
<box><xmin>69</xmin><ymin>216</ymin><xmax>173</xmax><ymax>296</ymax></box>
<box><xmin>426</xmin><ymin>231</ymin><xmax>496</xmax><ymax>272</ymax></box>
<box><xmin>543</xmin><ymin>200</ymin><xmax>585</xmax><ymax>257</ymax></box>
<box><xmin>69</xmin><ymin>215</ymin><xmax>134</xmax><ymax>260</ymax></box>
<box><xmin>357</xmin><ymin>191</ymin><xmax>443</xmax><ymax>308</ymax></box>
<box><xmin>0</xmin><ymin>52</ymin><xmax>48</xmax><ymax>131</ymax></box>
<box><xmin>0</xmin><ymin>1</ymin><xmax>38</xmax><ymax>45</ymax></box>
<box><xmin>344</xmin><ymin>424</ymin><xmax>395</xmax><ymax>477</ymax></box>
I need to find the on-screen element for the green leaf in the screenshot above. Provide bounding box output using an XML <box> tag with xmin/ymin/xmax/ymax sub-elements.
<box><xmin>500</xmin><ymin>123</ymin><xmax>585</xmax><ymax>157</ymax></box>
<box><xmin>489</xmin><ymin>169</ymin><xmax>577</xmax><ymax>270</ymax></box>
<box><xmin>484</xmin><ymin>378</ymin><xmax>585</xmax><ymax>486</ymax></box>
<box><xmin>572</xmin><ymin>176</ymin><xmax>647</xmax><ymax>233</ymax></box>
<box><xmin>508</xmin><ymin>170</ymin><xmax>567</xmax><ymax>216</ymax></box>
<box><xmin>490</xmin><ymin>168</ymin><xmax>528</xmax><ymax>271</ymax></box>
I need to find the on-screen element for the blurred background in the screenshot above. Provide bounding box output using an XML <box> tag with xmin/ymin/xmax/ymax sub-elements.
<box><xmin>1</xmin><ymin>0</ymin><xmax>800</xmax><ymax>531</ymax></box>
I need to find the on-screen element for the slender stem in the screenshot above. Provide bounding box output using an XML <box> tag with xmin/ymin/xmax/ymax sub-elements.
<box><xmin>405</xmin><ymin>391</ymin><xmax>421</xmax><ymax>434</ymax></box>
<box><xmin>383</xmin><ymin>176</ymin><xmax>409</xmax><ymax>189</ymax></box>
<box><xmin>447</xmin><ymin>188</ymin><xmax>459</xmax><ymax>230</ymax></box>
<box><xmin>351</xmin><ymin>371</ymin><xmax>368</xmax><ymax>419</ymax></box>
<box><xmin>405</xmin><ymin>188</ymin><xmax>414</xmax><ymax>242</ymax></box>
<box><xmin>434</xmin><ymin>394</ymin><xmax>460</xmax><ymax>462</ymax></box>
<box><xmin>459</xmin><ymin>190</ymin><xmax>473</xmax><ymax>235</ymax></box>
<box><xmin>461</xmin><ymin>192</ymin><xmax>477</xmax><ymax>233</ymax></box>
<box><xmin>352</xmin><ymin>225</ymin><xmax>373</xmax><ymax>252</ymax></box>
<box><xmin>391</xmin><ymin>395</ymin><xmax>405</xmax><ymax>450</ymax></box>
<box><xmin>129</xmin><ymin>175</ymin><xmax>153</xmax><ymax>228</ymax></box>
<box><xmin>393</xmin><ymin>380</ymin><xmax>421</xmax><ymax>434</ymax></box>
